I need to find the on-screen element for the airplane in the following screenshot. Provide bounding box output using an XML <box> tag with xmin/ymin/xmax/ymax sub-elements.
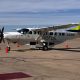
<box><xmin>0</xmin><ymin>24</ymin><xmax>80</xmax><ymax>51</ymax></box>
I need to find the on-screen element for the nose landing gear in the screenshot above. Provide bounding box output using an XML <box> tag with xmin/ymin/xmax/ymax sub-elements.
<box><xmin>8</xmin><ymin>46</ymin><xmax>10</xmax><ymax>51</ymax></box>
<box><xmin>6</xmin><ymin>42</ymin><xmax>11</xmax><ymax>51</ymax></box>
<box><xmin>6</xmin><ymin>46</ymin><xmax>11</xmax><ymax>51</ymax></box>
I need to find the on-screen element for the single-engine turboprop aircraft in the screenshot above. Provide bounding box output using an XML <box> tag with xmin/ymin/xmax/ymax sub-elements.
<box><xmin>0</xmin><ymin>25</ymin><xmax>80</xmax><ymax>50</ymax></box>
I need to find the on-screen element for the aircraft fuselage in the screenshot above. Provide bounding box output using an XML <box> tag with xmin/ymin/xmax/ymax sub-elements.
<box><xmin>4</xmin><ymin>30</ymin><xmax>79</xmax><ymax>48</ymax></box>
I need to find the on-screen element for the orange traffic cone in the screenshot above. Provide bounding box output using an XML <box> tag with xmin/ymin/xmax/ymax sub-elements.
<box><xmin>5</xmin><ymin>47</ymin><xmax>9</xmax><ymax>54</ymax></box>
<box><xmin>17</xmin><ymin>43</ymin><xmax>20</xmax><ymax>47</ymax></box>
<box><xmin>66</xmin><ymin>44</ymin><xmax>68</xmax><ymax>48</ymax></box>
<box><xmin>65</xmin><ymin>44</ymin><xmax>70</xmax><ymax>48</ymax></box>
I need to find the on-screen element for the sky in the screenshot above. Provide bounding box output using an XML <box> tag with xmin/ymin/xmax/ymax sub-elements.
<box><xmin>0</xmin><ymin>0</ymin><xmax>80</xmax><ymax>25</ymax></box>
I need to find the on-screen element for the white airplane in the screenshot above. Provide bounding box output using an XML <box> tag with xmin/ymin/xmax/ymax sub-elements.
<box><xmin>0</xmin><ymin>25</ymin><xmax>80</xmax><ymax>51</ymax></box>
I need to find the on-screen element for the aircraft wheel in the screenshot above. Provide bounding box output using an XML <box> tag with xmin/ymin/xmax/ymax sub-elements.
<box><xmin>43</xmin><ymin>46</ymin><xmax>48</xmax><ymax>50</ymax></box>
<box><xmin>42</xmin><ymin>42</ymin><xmax>48</xmax><ymax>51</ymax></box>
<box><xmin>43</xmin><ymin>46</ymin><xmax>48</xmax><ymax>51</ymax></box>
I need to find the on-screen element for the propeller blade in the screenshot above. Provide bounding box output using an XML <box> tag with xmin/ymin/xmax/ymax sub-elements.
<box><xmin>2</xmin><ymin>38</ymin><xmax>5</xmax><ymax>43</ymax></box>
<box><xmin>0</xmin><ymin>35</ymin><xmax>3</xmax><ymax>43</ymax></box>
<box><xmin>0</xmin><ymin>27</ymin><xmax>4</xmax><ymax>43</ymax></box>
<box><xmin>0</xmin><ymin>29</ymin><xmax>1</xmax><ymax>33</ymax></box>
<box><xmin>2</xmin><ymin>27</ymin><xmax>4</xmax><ymax>33</ymax></box>
<box><xmin>0</xmin><ymin>29</ymin><xmax>1</xmax><ymax>38</ymax></box>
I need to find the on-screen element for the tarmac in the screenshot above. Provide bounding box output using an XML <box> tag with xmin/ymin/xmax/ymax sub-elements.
<box><xmin>0</xmin><ymin>38</ymin><xmax>80</xmax><ymax>80</ymax></box>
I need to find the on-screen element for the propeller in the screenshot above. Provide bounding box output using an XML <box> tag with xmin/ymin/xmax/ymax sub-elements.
<box><xmin>0</xmin><ymin>27</ymin><xmax>5</xmax><ymax>43</ymax></box>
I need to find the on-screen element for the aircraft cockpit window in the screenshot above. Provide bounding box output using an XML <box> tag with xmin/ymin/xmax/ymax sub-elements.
<box><xmin>17</xmin><ymin>28</ymin><xmax>29</xmax><ymax>34</ymax></box>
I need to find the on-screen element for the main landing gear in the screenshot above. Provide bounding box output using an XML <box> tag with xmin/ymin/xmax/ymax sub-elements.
<box><xmin>42</xmin><ymin>42</ymin><xmax>48</xmax><ymax>51</ymax></box>
<box><xmin>8</xmin><ymin>46</ymin><xmax>11</xmax><ymax>51</ymax></box>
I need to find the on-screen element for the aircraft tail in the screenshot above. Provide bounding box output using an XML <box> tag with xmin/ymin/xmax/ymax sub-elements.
<box><xmin>67</xmin><ymin>25</ymin><xmax>80</xmax><ymax>32</ymax></box>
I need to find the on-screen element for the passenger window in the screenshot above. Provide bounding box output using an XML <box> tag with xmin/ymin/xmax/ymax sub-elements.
<box><xmin>59</xmin><ymin>33</ymin><xmax>61</xmax><ymax>36</ymax></box>
<box><xmin>71</xmin><ymin>34</ymin><xmax>74</xmax><ymax>36</ymax></box>
<box><xmin>38</xmin><ymin>31</ymin><xmax>40</xmax><ymax>34</ymax></box>
<box><xmin>34</xmin><ymin>31</ymin><xmax>36</xmax><ymax>34</ymax></box>
<box><xmin>67</xmin><ymin>33</ymin><xmax>71</xmax><ymax>36</ymax></box>
<box><xmin>62</xmin><ymin>33</ymin><xmax>65</xmax><ymax>36</ymax></box>
<box><xmin>29</xmin><ymin>31</ymin><xmax>32</xmax><ymax>34</ymax></box>
<box><xmin>50</xmin><ymin>32</ymin><xmax>53</xmax><ymax>35</ymax></box>
<box><xmin>37</xmin><ymin>31</ymin><xmax>41</xmax><ymax>35</ymax></box>
<box><xmin>54</xmin><ymin>32</ymin><xmax>57</xmax><ymax>36</ymax></box>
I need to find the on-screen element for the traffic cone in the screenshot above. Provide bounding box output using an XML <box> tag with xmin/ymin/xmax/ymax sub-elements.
<box><xmin>17</xmin><ymin>43</ymin><xmax>20</xmax><ymax>47</ymax></box>
<box><xmin>65</xmin><ymin>44</ymin><xmax>69</xmax><ymax>48</ymax></box>
<box><xmin>66</xmin><ymin>44</ymin><xmax>68</xmax><ymax>48</ymax></box>
<box><xmin>5</xmin><ymin>47</ymin><xmax>9</xmax><ymax>54</ymax></box>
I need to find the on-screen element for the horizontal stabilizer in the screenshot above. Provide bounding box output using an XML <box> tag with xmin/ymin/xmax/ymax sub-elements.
<box><xmin>67</xmin><ymin>25</ymin><xmax>80</xmax><ymax>32</ymax></box>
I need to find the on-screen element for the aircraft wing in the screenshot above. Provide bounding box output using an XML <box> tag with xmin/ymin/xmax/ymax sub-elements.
<box><xmin>32</xmin><ymin>26</ymin><xmax>55</xmax><ymax>32</ymax></box>
<box><xmin>31</xmin><ymin>24</ymin><xmax>78</xmax><ymax>33</ymax></box>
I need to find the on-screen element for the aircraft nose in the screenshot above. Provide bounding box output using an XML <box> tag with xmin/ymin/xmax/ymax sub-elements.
<box><xmin>4</xmin><ymin>34</ymin><xmax>10</xmax><ymax>39</ymax></box>
<box><xmin>4</xmin><ymin>32</ymin><xmax>22</xmax><ymax>43</ymax></box>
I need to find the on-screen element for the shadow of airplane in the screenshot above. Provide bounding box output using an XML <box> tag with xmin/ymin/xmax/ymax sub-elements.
<box><xmin>11</xmin><ymin>48</ymin><xmax>39</xmax><ymax>52</ymax></box>
<box><xmin>11</xmin><ymin>47</ymin><xmax>80</xmax><ymax>52</ymax></box>
<box><xmin>50</xmin><ymin>47</ymin><xmax>80</xmax><ymax>52</ymax></box>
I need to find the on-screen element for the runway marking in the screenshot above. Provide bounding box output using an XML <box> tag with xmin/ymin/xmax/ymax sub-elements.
<box><xmin>0</xmin><ymin>72</ymin><xmax>32</xmax><ymax>80</ymax></box>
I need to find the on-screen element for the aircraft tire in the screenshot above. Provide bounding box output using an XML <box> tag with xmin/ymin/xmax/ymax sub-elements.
<box><xmin>42</xmin><ymin>42</ymin><xmax>48</xmax><ymax>51</ymax></box>
<box><xmin>43</xmin><ymin>46</ymin><xmax>48</xmax><ymax>51</ymax></box>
